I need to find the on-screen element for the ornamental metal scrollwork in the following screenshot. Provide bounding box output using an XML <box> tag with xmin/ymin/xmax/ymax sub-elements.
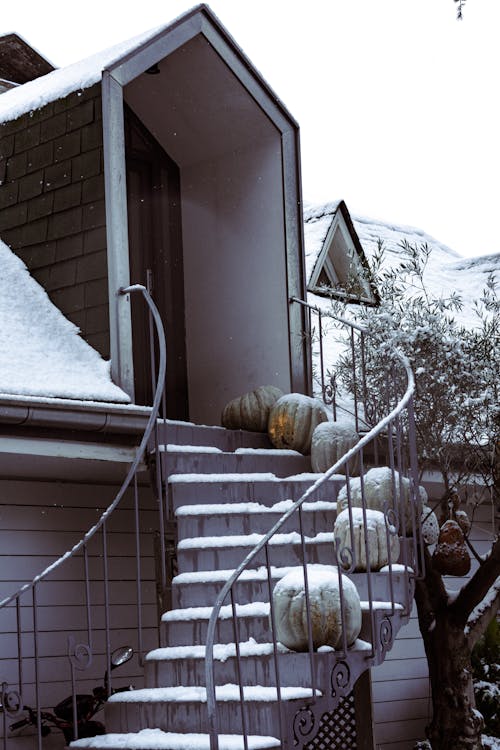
<box><xmin>1</xmin><ymin>681</ymin><xmax>22</xmax><ymax>717</ymax></box>
<box><xmin>330</xmin><ymin>660</ymin><xmax>351</xmax><ymax>700</ymax></box>
<box><xmin>67</xmin><ymin>637</ymin><xmax>92</xmax><ymax>671</ymax></box>
<box><xmin>379</xmin><ymin>617</ymin><xmax>393</xmax><ymax>653</ymax></box>
<box><xmin>323</xmin><ymin>371</ymin><xmax>337</xmax><ymax>407</ymax></box>
<box><xmin>334</xmin><ymin>536</ymin><xmax>355</xmax><ymax>574</ymax></box>
<box><xmin>293</xmin><ymin>705</ymin><xmax>316</xmax><ymax>746</ymax></box>
<box><xmin>383</xmin><ymin>504</ymin><xmax>399</xmax><ymax>537</ymax></box>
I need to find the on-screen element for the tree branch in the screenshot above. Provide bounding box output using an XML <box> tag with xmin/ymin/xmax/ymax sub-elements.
<box><xmin>449</xmin><ymin>535</ymin><xmax>500</xmax><ymax>627</ymax></box>
<box><xmin>465</xmin><ymin>579</ymin><xmax>500</xmax><ymax>649</ymax></box>
<box><xmin>415</xmin><ymin>547</ymin><xmax>449</xmax><ymax>632</ymax></box>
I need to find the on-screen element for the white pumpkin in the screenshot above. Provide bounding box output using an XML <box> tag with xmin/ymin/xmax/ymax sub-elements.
<box><xmin>221</xmin><ymin>385</ymin><xmax>283</xmax><ymax>432</ymax></box>
<box><xmin>336</xmin><ymin>467</ymin><xmax>428</xmax><ymax>535</ymax></box>
<box><xmin>333</xmin><ymin>508</ymin><xmax>400</xmax><ymax>571</ymax></box>
<box><xmin>421</xmin><ymin>507</ymin><xmax>439</xmax><ymax>545</ymax></box>
<box><xmin>311</xmin><ymin>422</ymin><xmax>359</xmax><ymax>475</ymax></box>
<box><xmin>272</xmin><ymin>566</ymin><xmax>361</xmax><ymax>651</ymax></box>
<box><xmin>268</xmin><ymin>394</ymin><xmax>328</xmax><ymax>454</ymax></box>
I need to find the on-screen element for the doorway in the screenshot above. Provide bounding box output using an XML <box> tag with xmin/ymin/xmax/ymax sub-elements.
<box><xmin>125</xmin><ymin>107</ymin><xmax>188</xmax><ymax>418</ymax></box>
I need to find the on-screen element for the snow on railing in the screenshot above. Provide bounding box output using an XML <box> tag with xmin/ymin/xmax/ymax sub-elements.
<box><xmin>0</xmin><ymin>286</ymin><xmax>167</xmax><ymax>750</ymax></box>
<box><xmin>206</xmin><ymin>299</ymin><xmax>424</xmax><ymax>750</ymax></box>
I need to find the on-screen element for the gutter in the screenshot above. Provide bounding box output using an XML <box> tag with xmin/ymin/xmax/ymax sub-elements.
<box><xmin>0</xmin><ymin>395</ymin><xmax>151</xmax><ymax>436</ymax></box>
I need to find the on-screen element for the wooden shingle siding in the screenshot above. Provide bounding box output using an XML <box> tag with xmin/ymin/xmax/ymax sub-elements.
<box><xmin>0</xmin><ymin>477</ymin><xmax>159</xmax><ymax>750</ymax></box>
<box><xmin>0</xmin><ymin>84</ymin><xmax>110</xmax><ymax>358</ymax></box>
<box><xmin>372</xmin><ymin>501</ymin><xmax>497</xmax><ymax>748</ymax></box>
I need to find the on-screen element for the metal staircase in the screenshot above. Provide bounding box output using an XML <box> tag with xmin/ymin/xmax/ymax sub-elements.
<box><xmin>0</xmin><ymin>290</ymin><xmax>423</xmax><ymax>750</ymax></box>
<box><xmin>76</xmin><ymin>410</ymin><xmax>418</xmax><ymax>750</ymax></box>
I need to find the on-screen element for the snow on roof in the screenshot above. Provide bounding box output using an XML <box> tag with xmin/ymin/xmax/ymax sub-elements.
<box><xmin>0</xmin><ymin>17</ymin><xmax>179</xmax><ymax>124</ymax></box>
<box><xmin>304</xmin><ymin>200</ymin><xmax>500</xmax><ymax>329</ymax></box>
<box><xmin>303</xmin><ymin>200</ymin><xmax>343</xmax><ymax>280</ymax></box>
<box><xmin>0</xmin><ymin>238</ymin><xmax>129</xmax><ymax>402</ymax></box>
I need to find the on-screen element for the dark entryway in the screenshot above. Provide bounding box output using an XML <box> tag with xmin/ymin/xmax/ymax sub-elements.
<box><xmin>125</xmin><ymin>107</ymin><xmax>188</xmax><ymax>418</ymax></box>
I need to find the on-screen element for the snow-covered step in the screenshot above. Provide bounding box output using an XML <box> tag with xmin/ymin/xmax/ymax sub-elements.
<box><xmin>161</xmin><ymin>446</ymin><xmax>311</xmax><ymax>478</ymax></box>
<box><xmin>155</xmin><ymin>419</ymin><xmax>273</xmax><ymax>451</ymax></box>
<box><xmin>105</xmin><ymin>684</ymin><xmax>319</xmax><ymax>737</ymax></box>
<box><xmin>161</xmin><ymin>600</ymin><xmax>404</xmax><ymax>648</ymax></box>
<box><xmin>72</xmin><ymin>729</ymin><xmax>280</xmax><ymax>750</ymax></box>
<box><xmin>161</xmin><ymin>602</ymin><xmax>272</xmax><ymax>647</ymax></box>
<box><xmin>169</xmin><ymin>475</ymin><xmax>343</xmax><ymax>510</ymax></box>
<box><xmin>143</xmin><ymin>638</ymin><xmax>373</xmax><ymax>689</ymax></box>
<box><xmin>176</xmin><ymin>531</ymin><xmax>335</xmax><ymax>573</ymax></box>
<box><xmin>172</xmin><ymin>565</ymin><xmax>412</xmax><ymax>610</ymax></box>
<box><xmin>175</xmin><ymin>499</ymin><xmax>337</xmax><ymax>538</ymax></box>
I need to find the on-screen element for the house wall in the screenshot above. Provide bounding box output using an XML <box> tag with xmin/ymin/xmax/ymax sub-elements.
<box><xmin>0</xmin><ymin>85</ymin><xmax>110</xmax><ymax>357</ymax></box>
<box><xmin>181</xmin><ymin>136</ymin><xmax>291</xmax><ymax>424</ymax></box>
<box><xmin>371</xmin><ymin>501</ymin><xmax>495</xmax><ymax>750</ymax></box>
<box><xmin>0</xmin><ymin>476</ymin><xmax>160</xmax><ymax>750</ymax></box>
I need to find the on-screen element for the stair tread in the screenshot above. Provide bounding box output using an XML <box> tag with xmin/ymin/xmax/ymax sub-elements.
<box><xmin>169</xmin><ymin>472</ymin><xmax>339</xmax><ymax>483</ymax></box>
<box><xmin>72</xmin><ymin>729</ymin><xmax>281</xmax><ymax>749</ymax></box>
<box><xmin>173</xmin><ymin>562</ymin><xmax>409</xmax><ymax>585</ymax></box>
<box><xmin>178</xmin><ymin>531</ymin><xmax>334</xmax><ymax>550</ymax></box>
<box><xmin>162</xmin><ymin>602</ymin><xmax>270</xmax><ymax>623</ymax></box>
<box><xmin>162</xmin><ymin>445</ymin><xmax>303</xmax><ymax>457</ymax></box>
<box><xmin>145</xmin><ymin>637</ymin><xmax>373</xmax><ymax>662</ymax></box>
<box><xmin>107</xmin><ymin>683</ymin><xmax>320</xmax><ymax>703</ymax></box>
<box><xmin>162</xmin><ymin>599</ymin><xmax>403</xmax><ymax>624</ymax></box>
<box><xmin>175</xmin><ymin>499</ymin><xmax>337</xmax><ymax>516</ymax></box>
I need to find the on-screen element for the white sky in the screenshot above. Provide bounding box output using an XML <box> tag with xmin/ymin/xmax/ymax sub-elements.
<box><xmin>2</xmin><ymin>0</ymin><xmax>499</xmax><ymax>259</ymax></box>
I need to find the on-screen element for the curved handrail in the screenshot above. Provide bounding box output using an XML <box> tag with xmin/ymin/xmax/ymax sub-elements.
<box><xmin>0</xmin><ymin>284</ymin><xmax>166</xmax><ymax>610</ymax></box>
<box><xmin>205</xmin><ymin>324</ymin><xmax>418</xmax><ymax>749</ymax></box>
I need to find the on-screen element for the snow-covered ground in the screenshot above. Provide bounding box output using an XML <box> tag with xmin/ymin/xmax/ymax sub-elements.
<box><xmin>0</xmin><ymin>238</ymin><xmax>129</xmax><ymax>402</ymax></box>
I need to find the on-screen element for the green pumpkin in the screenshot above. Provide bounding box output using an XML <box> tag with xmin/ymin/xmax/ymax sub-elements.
<box><xmin>333</xmin><ymin>508</ymin><xmax>400</xmax><ymax>571</ymax></box>
<box><xmin>272</xmin><ymin>566</ymin><xmax>362</xmax><ymax>651</ymax></box>
<box><xmin>221</xmin><ymin>385</ymin><xmax>283</xmax><ymax>432</ymax></box>
<box><xmin>311</xmin><ymin>421</ymin><xmax>359</xmax><ymax>474</ymax></box>
<box><xmin>268</xmin><ymin>393</ymin><xmax>328</xmax><ymax>454</ymax></box>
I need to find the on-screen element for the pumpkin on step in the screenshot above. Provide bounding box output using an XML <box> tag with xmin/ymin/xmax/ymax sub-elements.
<box><xmin>336</xmin><ymin>467</ymin><xmax>428</xmax><ymax>535</ymax></box>
<box><xmin>221</xmin><ymin>385</ymin><xmax>284</xmax><ymax>432</ymax></box>
<box><xmin>432</xmin><ymin>519</ymin><xmax>471</xmax><ymax>576</ymax></box>
<box><xmin>311</xmin><ymin>421</ymin><xmax>359</xmax><ymax>475</ymax></box>
<box><xmin>333</xmin><ymin>507</ymin><xmax>400</xmax><ymax>571</ymax></box>
<box><xmin>272</xmin><ymin>566</ymin><xmax>362</xmax><ymax>651</ymax></box>
<box><xmin>268</xmin><ymin>394</ymin><xmax>328</xmax><ymax>454</ymax></box>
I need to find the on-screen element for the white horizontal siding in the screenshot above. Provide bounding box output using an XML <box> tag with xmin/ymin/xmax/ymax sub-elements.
<box><xmin>0</xmin><ymin>477</ymin><xmax>161</xmax><ymax>746</ymax></box>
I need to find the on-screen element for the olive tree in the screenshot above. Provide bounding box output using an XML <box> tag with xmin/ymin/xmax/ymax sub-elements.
<box><xmin>338</xmin><ymin>241</ymin><xmax>499</xmax><ymax>749</ymax></box>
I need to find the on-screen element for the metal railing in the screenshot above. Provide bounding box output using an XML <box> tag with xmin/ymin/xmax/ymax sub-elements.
<box><xmin>0</xmin><ymin>285</ymin><xmax>167</xmax><ymax>750</ymax></box>
<box><xmin>291</xmin><ymin>297</ymin><xmax>372</xmax><ymax>431</ymax></box>
<box><xmin>206</xmin><ymin>299</ymin><xmax>424</xmax><ymax>750</ymax></box>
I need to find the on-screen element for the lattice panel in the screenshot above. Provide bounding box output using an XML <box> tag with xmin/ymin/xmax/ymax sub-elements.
<box><xmin>304</xmin><ymin>693</ymin><xmax>357</xmax><ymax>750</ymax></box>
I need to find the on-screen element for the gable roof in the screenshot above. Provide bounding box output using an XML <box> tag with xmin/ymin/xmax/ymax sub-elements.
<box><xmin>0</xmin><ymin>33</ymin><xmax>54</xmax><ymax>86</ymax></box>
<box><xmin>0</xmin><ymin>238</ymin><xmax>129</xmax><ymax>403</ymax></box>
<box><xmin>0</xmin><ymin>5</ymin><xmax>298</xmax><ymax>129</ymax></box>
<box><xmin>303</xmin><ymin>200</ymin><xmax>379</xmax><ymax>305</ymax></box>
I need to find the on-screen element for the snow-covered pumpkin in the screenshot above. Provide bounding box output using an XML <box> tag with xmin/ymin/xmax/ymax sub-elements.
<box><xmin>421</xmin><ymin>507</ymin><xmax>439</xmax><ymax>546</ymax></box>
<box><xmin>336</xmin><ymin>467</ymin><xmax>428</xmax><ymax>535</ymax></box>
<box><xmin>221</xmin><ymin>385</ymin><xmax>283</xmax><ymax>432</ymax></box>
<box><xmin>268</xmin><ymin>394</ymin><xmax>328</xmax><ymax>454</ymax></box>
<box><xmin>272</xmin><ymin>566</ymin><xmax>361</xmax><ymax>651</ymax></box>
<box><xmin>333</xmin><ymin>507</ymin><xmax>400</xmax><ymax>571</ymax></box>
<box><xmin>311</xmin><ymin>422</ymin><xmax>359</xmax><ymax>475</ymax></box>
<box><xmin>432</xmin><ymin>519</ymin><xmax>471</xmax><ymax>576</ymax></box>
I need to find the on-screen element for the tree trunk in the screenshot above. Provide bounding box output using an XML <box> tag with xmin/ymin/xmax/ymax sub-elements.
<box><xmin>419</xmin><ymin>607</ymin><xmax>483</xmax><ymax>749</ymax></box>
